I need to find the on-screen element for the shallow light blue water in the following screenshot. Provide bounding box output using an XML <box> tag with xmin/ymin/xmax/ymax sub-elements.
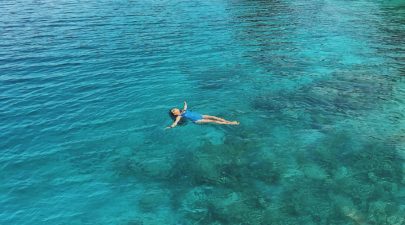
<box><xmin>1</xmin><ymin>0</ymin><xmax>404</xmax><ymax>224</ymax></box>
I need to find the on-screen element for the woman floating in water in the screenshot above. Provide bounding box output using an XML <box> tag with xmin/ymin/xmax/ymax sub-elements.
<box><xmin>166</xmin><ymin>101</ymin><xmax>239</xmax><ymax>129</ymax></box>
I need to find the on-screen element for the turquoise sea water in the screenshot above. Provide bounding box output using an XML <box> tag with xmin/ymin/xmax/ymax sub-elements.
<box><xmin>1</xmin><ymin>0</ymin><xmax>404</xmax><ymax>224</ymax></box>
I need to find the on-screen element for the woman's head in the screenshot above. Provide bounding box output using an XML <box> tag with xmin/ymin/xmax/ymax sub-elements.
<box><xmin>170</xmin><ymin>108</ymin><xmax>181</xmax><ymax>116</ymax></box>
<box><xmin>169</xmin><ymin>108</ymin><xmax>187</xmax><ymax>125</ymax></box>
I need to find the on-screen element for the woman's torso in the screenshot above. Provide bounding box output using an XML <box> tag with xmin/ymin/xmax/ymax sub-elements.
<box><xmin>181</xmin><ymin>110</ymin><xmax>203</xmax><ymax>122</ymax></box>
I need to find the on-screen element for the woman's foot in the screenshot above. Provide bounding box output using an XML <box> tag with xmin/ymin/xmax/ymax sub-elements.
<box><xmin>228</xmin><ymin>121</ymin><xmax>240</xmax><ymax>125</ymax></box>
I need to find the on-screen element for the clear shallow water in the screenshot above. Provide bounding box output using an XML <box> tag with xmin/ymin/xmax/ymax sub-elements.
<box><xmin>1</xmin><ymin>0</ymin><xmax>404</xmax><ymax>224</ymax></box>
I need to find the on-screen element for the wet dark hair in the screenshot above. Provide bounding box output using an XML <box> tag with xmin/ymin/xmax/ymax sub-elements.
<box><xmin>168</xmin><ymin>109</ymin><xmax>187</xmax><ymax>125</ymax></box>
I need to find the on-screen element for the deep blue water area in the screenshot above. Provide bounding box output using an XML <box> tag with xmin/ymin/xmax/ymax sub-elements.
<box><xmin>1</xmin><ymin>0</ymin><xmax>404</xmax><ymax>224</ymax></box>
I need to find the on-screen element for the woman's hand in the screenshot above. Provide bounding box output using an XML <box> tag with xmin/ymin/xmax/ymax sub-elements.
<box><xmin>165</xmin><ymin>124</ymin><xmax>175</xmax><ymax>129</ymax></box>
<box><xmin>183</xmin><ymin>101</ymin><xmax>188</xmax><ymax>111</ymax></box>
<box><xmin>166</xmin><ymin>115</ymin><xmax>181</xmax><ymax>130</ymax></box>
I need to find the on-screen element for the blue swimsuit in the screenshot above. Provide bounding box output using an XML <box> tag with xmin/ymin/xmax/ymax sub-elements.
<box><xmin>181</xmin><ymin>110</ymin><xmax>203</xmax><ymax>122</ymax></box>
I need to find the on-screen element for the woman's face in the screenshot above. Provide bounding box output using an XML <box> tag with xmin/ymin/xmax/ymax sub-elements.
<box><xmin>171</xmin><ymin>108</ymin><xmax>181</xmax><ymax>116</ymax></box>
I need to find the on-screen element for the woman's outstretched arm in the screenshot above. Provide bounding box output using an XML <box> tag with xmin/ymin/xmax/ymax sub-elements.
<box><xmin>183</xmin><ymin>101</ymin><xmax>187</xmax><ymax>111</ymax></box>
<box><xmin>166</xmin><ymin>116</ymin><xmax>182</xmax><ymax>129</ymax></box>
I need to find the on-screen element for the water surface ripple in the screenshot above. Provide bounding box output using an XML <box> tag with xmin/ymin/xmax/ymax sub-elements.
<box><xmin>1</xmin><ymin>0</ymin><xmax>404</xmax><ymax>224</ymax></box>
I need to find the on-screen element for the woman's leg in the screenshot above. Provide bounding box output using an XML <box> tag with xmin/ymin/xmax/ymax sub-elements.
<box><xmin>196</xmin><ymin>119</ymin><xmax>239</xmax><ymax>125</ymax></box>
<box><xmin>203</xmin><ymin>115</ymin><xmax>231</xmax><ymax>123</ymax></box>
